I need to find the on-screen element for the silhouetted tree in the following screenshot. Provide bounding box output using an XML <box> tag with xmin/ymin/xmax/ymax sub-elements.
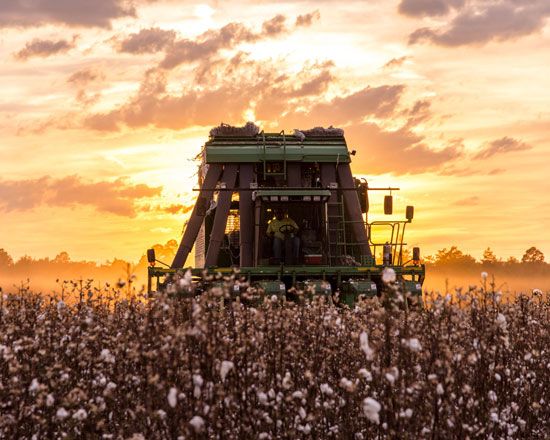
<box><xmin>434</xmin><ymin>246</ymin><xmax>477</xmax><ymax>267</ymax></box>
<box><xmin>482</xmin><ymin>247</ymin><xmax>498</xmax><ymax>265</ymax></box>
<box><xmin>505</xmin><ymin>256</ymin><xmax>519</xmax><ymax>265</ymax></box>
<box><xmin>521</xmin><ymin>246</ymin><xmax>545</xmax><ymax>263</ymax></box>
<box><xmin>0</xmin><ymin>248</ymin><xmax>14</xmax><ymax>268</ymax></box>
<box><xmin>54</xmin><ymin>251</ymin><xmax>70</xmax><ymax>264</ymax></box>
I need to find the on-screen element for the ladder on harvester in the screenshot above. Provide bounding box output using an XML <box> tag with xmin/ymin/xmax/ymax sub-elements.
<box><xmin>327</xmin><ymin>195</ymin><xmax>347</xmax><ymax>265</ymax></box>
<box><xmin>260</xmin><ymin>130</ymin><xmax>287</xmax><ymax>179</ymax></box>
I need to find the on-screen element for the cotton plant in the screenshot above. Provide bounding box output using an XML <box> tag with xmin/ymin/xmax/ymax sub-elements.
<box><xmin>0</xmin><ymin>282</ymin><xmax>547</xmax><ymax>439</ymax></box>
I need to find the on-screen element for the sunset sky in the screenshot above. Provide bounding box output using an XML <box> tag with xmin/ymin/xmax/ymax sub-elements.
<box><xmin>1</xmin><ymin>0</ymin><xmax>549</xmax><ymax>265</ymax></box>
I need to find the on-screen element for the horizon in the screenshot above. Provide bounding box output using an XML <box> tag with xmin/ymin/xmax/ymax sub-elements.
<box><xmin>1</xmin><ymin>1</ymin><xmax>549</xmax><ymax>265</ymax></box>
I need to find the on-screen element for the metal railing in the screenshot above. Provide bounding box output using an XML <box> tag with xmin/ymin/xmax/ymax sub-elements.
<box><xmin>327</xmin><ymin>218</ymin><xmax>410</xmax><ymax>266</ymax></box>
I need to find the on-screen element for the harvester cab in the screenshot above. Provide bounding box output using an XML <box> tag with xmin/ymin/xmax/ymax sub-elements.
<box><xmin>147</xmin><ymin>123</ymin><xmax>425</xmax><ymax>305</ymax></box>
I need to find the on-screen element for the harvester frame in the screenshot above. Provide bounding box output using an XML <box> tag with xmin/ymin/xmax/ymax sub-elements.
<box><xmin>147</xmin><ymin>126</ymin><xmax>425</xmax><ymax>305</ymax></box>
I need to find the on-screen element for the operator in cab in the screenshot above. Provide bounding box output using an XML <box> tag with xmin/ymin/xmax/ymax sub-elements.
<box><xmin>267</xmin><ymin>209</ymin><xmax>300</xmax><ymax>264</ymax></box>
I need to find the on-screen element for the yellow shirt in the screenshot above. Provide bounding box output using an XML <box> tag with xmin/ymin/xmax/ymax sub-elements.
<box><xmin>267</xmin><ymin>217</ymin><xmax>299</xmax><ymax>241</ymax></box>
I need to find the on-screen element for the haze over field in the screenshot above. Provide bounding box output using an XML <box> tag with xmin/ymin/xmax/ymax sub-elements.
<box><xmin>1</xmin><ymin>0</ymin><xmax>549</xmax><ymax>273</ymax></box>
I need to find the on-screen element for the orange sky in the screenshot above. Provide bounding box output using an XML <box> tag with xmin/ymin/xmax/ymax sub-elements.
<box><xmin>1</xmin><ymin>0</ymin><xmax>549</xmax><ymax>265</ymax></box>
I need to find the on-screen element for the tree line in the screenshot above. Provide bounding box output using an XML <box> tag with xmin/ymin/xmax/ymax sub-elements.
<box><xmin>0</xmin><ymin>242</ymin><xmax>548</xmax><ymax>291</ymax></box>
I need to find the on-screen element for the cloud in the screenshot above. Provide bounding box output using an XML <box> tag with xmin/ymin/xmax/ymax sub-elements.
<box><xmin>404</xmin><ymin>100</ymin><xmax>432</xmax><ymax>127</ymax></box>
<box><xmin>454</xmin><ymin>196</ymin><xmax>480</xmax><ymax>206</ymax></box>
<box><xmin>0</xmin><ymin>0</ymin><xmax>135</xmax><ymax>28</ymax></box>
<box><xmin>473</xmin><ymin>136</ymin><xmax>532</xmax><ymax>159</ymax></box>
<box><xmin>85</xmin><ymin>80</ymin><xmax>254</xmax><ymax>131</ymax></box>
<box><xmin>407</xmin><ymin>1</ymin><xmax>550</xmax><ymax>46</ymax></box>
<box><xmin>383</xmin><ymin>56</ymin><xmax>410</xmax><ymax>69</ymax></box>
<box><xmin>286</xmin><ymin>69</ymin><xmax>334</xmax><ymax>98</ymax></box>
<box><xmin>277</xmin><ymin>85</ymin><xmax>405</xmax><ymax>127</ymax></box>
<box><xmin>85</xmin><ymin>59</ymin><xmax>336</xmax><ymax>131</ymax></box>
<box><xmin>295</xmin><ymin>10</ymin><xmax>321</xmax><ymax>27</ymax></box>
<box><xmin>67</xmin><ymin>68</ymin><xmax>102</xmax><ymax>86</ymax></box>
<box><xmin>262</xmin><ymin>14</ymin><xmax>287</xmax><ymax>36</ymax></box>
<box><xmin>160</xmin><ymin>22</ymin><xmax>256</xmax><ymax>69</ymax></box>
<box><xmin>0</xmin><ymin>176</ymin><xmax>161</xmax><ymax>217</ymax></box>
<box><xmin>118</xmin><ymin>27</ymin><xmax>177</xmax><ymax>54</ymax></box>
<box><xmin>398</xmin><ymin>0</ymin><xmax>464</xmax><ymax>17</ymax></box>
<box><xmin>346</xmin><ymin>123</ymin><xmax>463</xmax><ymax>174</ymax></box>
<box><xmin>159</xmin><ymin>15</ymin><xmax>290</xmax><ymax>70</ymax></box>
<box><xmin>67</xmin><ymin>67</ymin><xmax>104</xmax><ymax>104</ymax></box>
<box><xmin>14</xmin><ymin>37</ymin><xmax>76</xmax><ymax>60</ymax></box>
<box><xmin>160</xmin><ymin>204</ymin><xmax>194</xmax><ymax>215</ymax></box>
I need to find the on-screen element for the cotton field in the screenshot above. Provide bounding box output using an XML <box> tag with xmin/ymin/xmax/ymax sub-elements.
<box><xmin>0</xmin><ymin>280</ymin><xmax>548</xmax><ymax>439</ymax></box>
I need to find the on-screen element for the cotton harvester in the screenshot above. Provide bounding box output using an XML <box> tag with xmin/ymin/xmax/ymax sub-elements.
<box><xmin>147</xmin><ymin>123</ymin><xmax>425</xmax><ymax>305</ymax></box>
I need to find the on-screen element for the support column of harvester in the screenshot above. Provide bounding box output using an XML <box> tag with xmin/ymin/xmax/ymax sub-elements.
<box><xmin>171</xmin><ymin>164</ymin><xmax>223</xmax><ymax>268</ymax></box>
<box><xmin>337</xmin><ymin>163</ymin><xmax>372</xmax><ymax>258</ymax></box>
<box><xmin>239</xmin><ymin>164</ymin><xmax>254</xmax><ymax>267</ymax></box>
<box><xmin>204</xmin><ymin>165</ymin><xmax>238</xmax><ymax>267</ymax></box>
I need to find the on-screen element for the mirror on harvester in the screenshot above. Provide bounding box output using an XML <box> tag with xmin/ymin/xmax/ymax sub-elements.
<box><xmin>413</xmin><ymin>247</ymin><xmax>420</xmax><ymax>262</ymax></box>
<box><xmin>406</xmin><ymin>205</ymin><xmax>414</xmax><ymax>221</ymax></box>
<box><xmin>384</xmin><ymin>195</ymin><xmax>393</xmax><ymax>215</ymax></box>
<box><xmin>147</xmin><ymin>249</ymin><xmax>156</xmax><ymax>265</ymax></box>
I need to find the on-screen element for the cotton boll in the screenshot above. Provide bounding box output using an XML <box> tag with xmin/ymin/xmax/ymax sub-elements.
<box><xmin>56</xmin><ymin>407</ymin><xmax>69</xmax><ymax>420</ymax></box>
<box><xmin>28</xmin><ymin>378</ymin><xmax>40</xmax><ymax>393</ymax></box>
<box><xmin>46</xmin><ymin>394</ymin><xmax>55</xmax><ymax>407</ymax></box>
<box><xmin>320</xmin><ymin>383</ymin><xmax>333</xmax><ymax>395</ymax></box>
<box><xmin>167</xmin><ymin>387</ymin><xmax>178</xmax><ymax>408</ymax></box>
<box><xmin>72</xmin><ymin>408</ymin><xmax>88</xmax><ymax>421</ymax></box>
<box><xmin>220</xmin><ymin>361</ymin><xmax>234</xmax><ymax>382</ymax></box>
<box><xmin>381</xmin><ymin>268</ymin><xmax>396</xmax><ymax>284</ymax></box>
<box><xmin>189</xmin><ymin>415</ymin><xmax>205</xmax><ymax>432</ymax></box>
<box><xmin>359</xmin><ymin>331</ymin><xmax>374</xmax><ymax>360</ymax></box>
<box><xmin>363</xmin><ymin>397</ymin><xmax>381</xmax><ymax>424</ymax></box>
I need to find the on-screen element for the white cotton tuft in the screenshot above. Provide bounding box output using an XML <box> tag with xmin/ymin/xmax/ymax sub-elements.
<box><xmin>192</xmin><ymin>374</ymin><xmax>203</xmax><ymax>387</ymax></box>
<box><xmin>56</xmin><ymin>407</ymin><xmax>69</xmax><ymax>420</ymax></box>
<box><xmin>100</xmin><ymin>348</ymin><xmax>115</xmax><ymax>364</ymax></box>
<box><xmin>358</xmin><ymin>368</ymin><xmax>373</xmax><ymax>381</ymax></box>
<box><xmin>294</xmin><ymin>129</ymin><xmax>306</xmax><ymax>141</ymax></box>
<box><xmin>363</xmin><ymin>397</ymin><xmax>381</xmax><ymax>424</ymax></box>
<box><xmin>167</xmin><ymin>387</ymin><xmax>178</xmax><ymax>408</ymax></box>
<box><xmin>72</xmin><ymin>408</ymin><xmax>88</xmax><ymax>421</ymax></box>
<box><xmin>481</xmin><ymin>271</ymin><xmax>488</xmax><ymax>280</ymax></box>
<box><xmin>46</xmin><ymin>394</ymin><xmax>55</xmax><ymax>407</ymax></box>
<box><xmin>320</xmin><ymin>383</ymin><xmax>333</xmax><ymax>395</ymax></box>
<box><xmin>406</xmin><ymin>338</ymin><xmax>422</xmax><ymax>352</ymax></box>
<box><xmin>282</xmin><ymin>372</ymin><xmax>292</xmax><ymax>389</ymax></box>
<box><xmin>189</xmin><ymin>415</ymin><xmax>205</xmax><ymax>432</ymax></box>
<box><xmin>28</xmin><ymin>378</ymin><xmax>40</xmax><ymax>393</ymax></box>
<box><xmin>359</xmin><ymin>331</ymin><xmax>374</xmax><ymax>360</ymax></box>
<box><xmin>381</xmin><ymin>267</ymin><xmax>396</xmax><ymax>284</ymax></box>
<box><xmin>339</xmin><ymin>377</ymin><xmax>354</xmax><ymax>392</ymax></box>
<box><xmin>496</xmin><ymin>313</ymin><xmax>507</xmax><ymax>330</ymax></box>
<box><xmin>257</xmin><ymin>391</ymin><xmax>268</xmax><ymax>404</ymax></box>
<box><xmin>220</xmin><ymin>361</ymin><xmax>234</xmax><ymax>382</ymax></box>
